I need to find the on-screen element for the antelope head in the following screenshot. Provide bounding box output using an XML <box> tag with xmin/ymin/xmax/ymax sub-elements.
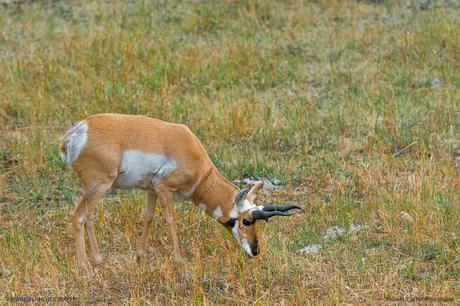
<box><xmin>223</xmin><ymin>182</ymin><xmax>303</xmax><ymax>257</ymax></box>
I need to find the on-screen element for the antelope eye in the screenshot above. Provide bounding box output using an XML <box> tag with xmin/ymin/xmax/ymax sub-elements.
<box><xmin>242</xmin><ymin>219</ymin><xmax>251</xmax><ymax>226</ymax></box>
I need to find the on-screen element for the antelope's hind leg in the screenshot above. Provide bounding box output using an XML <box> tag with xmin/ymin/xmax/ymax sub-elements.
<box><xmin>72</xmin><ymin>180</ymin><xmax>113</xmax><ymax>272</ymax></box>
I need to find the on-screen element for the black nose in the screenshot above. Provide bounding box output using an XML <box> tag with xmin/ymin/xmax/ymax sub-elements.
<box><xmin>251</xmin><ymin>238</ymin><xmax>259</xmax><ymax>256</ymax></box>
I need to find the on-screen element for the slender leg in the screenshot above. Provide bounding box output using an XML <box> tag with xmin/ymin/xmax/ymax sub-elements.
<box><xmin>136</xmin><ymin>191</ymin><xmax>158</xmax><ymax>264</ymax></box>
<box><xmin>85</xmin><ymin>187</ymin><xmax>110</xmax><ymax>265</ymax></box>
<box><xmin>72</xmin><ymin>194</ymin><xmax>91</xmax><ymax>273</ymax></box>
<box><xmin>156</xmin><ymin>186</ymin><xmax>182</xmax><ymax>261</ymax></box>
<box><xmin>72</xmin><ymin>182</ymin><xmax>112</xmax><ymax>272</ymax></box>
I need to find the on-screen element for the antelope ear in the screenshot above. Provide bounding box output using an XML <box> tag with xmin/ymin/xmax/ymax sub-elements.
<box><xmin>247</xmin><ymin>182</ymin><xmax>263</xmax><ymax>202</ymax></box>
<box><xmin>235</xmin><ymin>189</ymin><xmax>249</xmax><ymax>209</ymax></box>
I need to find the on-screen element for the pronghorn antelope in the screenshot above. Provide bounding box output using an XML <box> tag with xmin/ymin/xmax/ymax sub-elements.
<box><xmin>60</xmin><ymin>113</ymin><xmax>302</xmax><ymax>271</ymax></box>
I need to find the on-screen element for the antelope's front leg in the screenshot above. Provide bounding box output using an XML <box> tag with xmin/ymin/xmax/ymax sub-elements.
<box><xmin>136</xmin><ymin>191</ymin><xmax>158</xmax><ymax>264</ymax></box>
<box><xmin>156</xmin><ymin>185</ymin><xmax>182</xmax><ymax>261</ymax></box>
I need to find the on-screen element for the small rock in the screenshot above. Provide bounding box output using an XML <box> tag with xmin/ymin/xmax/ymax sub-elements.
<box><xmin>264</xmin><ymin>181</ymin><xmax>282</xmax><ymax>191</ymax></box>
<box><xmin>297</xmin><ymin>244</ymin><xmax>321</xmax><ymax>255</ymax></box>
<box><xmin>233</xmin><ymin>177</ymin><xmax>259</xmax><ymax>185</ymax></box>
<box><xmin>233</xmin><ymin>177</ymin><xmax>283</xmax><ymax>192</ymax></box>
<box><xmin>323</xmin><ymin>226</ymin><xmax>346</xmax><ymax>240</ymax></box>
<box><xmin>349</xmin><ymin>223</ymin><xmax>363</xmax><ymax>234</ymax></box>
<box><xmin>242</xmin><ymin>178</ymin><xmax>261</xmax><ymax>185</ymax></box>
<box><xmin>430</xmin><ymin>78</ymin><xmax>442</xmax><ymax>88</ymax></box>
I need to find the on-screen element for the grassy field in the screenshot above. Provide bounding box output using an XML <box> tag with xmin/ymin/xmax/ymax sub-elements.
<box><xmin>1</xmin><ymin>0</ymin><xmax>459</xmax><ymax>304</ymax></box>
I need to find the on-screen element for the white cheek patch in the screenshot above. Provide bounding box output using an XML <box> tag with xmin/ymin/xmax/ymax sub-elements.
<box><xmin>198</xmin><ymin>203</ymin><xmax>207</xmax><ymax>211</ymax></box>
<box><xmin>241</xmin><ymin>239</ymin><xmax>253</xmax><ymax>257</ymax></box>
<box><xmin>231</xmin><ymin>220</ymin><xmax>240</xmax><ymax>244</ymax></box>
<box><xmin>212</xmin><ymin>206</ymin><xmax>223</xmax><ymax>219</ymax></box>
<box><xmin>231</xmin><ymin>224</ymin><xmax>253</xmax><ymax>257</ymax></box>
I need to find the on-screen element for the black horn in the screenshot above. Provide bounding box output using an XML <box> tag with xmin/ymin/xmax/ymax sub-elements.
<box><xmin>251</xmin><ymin>210</ymin><xmax>292</xmax><ymax>221</ymax></box>
<box><xmin>262</xmin><ymin>204</ymin><xmax>304</xmax><ymax>213</ymax></box>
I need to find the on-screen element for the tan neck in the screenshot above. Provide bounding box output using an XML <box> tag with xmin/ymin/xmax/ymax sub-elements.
<box><xmin>192</xmin><ymin>167</ymin><xmax>238</xmax><ymax>223</ymax></box>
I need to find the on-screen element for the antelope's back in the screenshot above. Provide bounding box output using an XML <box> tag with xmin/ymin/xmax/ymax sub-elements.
<box><xmin>60</xmin><ymin>113</ymin><xmax>209</xmax><ymax>172</ymax></box>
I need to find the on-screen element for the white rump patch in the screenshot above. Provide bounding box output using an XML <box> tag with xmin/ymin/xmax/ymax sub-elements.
<box><xmin>231</xmin><ymin>221</ymin><xmax>252</xmax><ymax>256</ymax></box>
<box><xmin>61</xmin><ymin>120</ymin><xmax>88</xmax><ymax>166</ymax></box>
<box><xmin>113</xmin><ymin>150</ymin><xmax>176</xmax><ymax>190</ymax></box>
<box><xmin>213</xmin><ymin>206</ymin><xmax>223</xmax><ymax>219</ymax></box>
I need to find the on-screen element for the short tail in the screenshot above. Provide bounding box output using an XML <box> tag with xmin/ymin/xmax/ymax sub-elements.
<box><xmin>59</xmin><ymin>136</ymin><xmax>70</xmax><ymax>165</ymax></box>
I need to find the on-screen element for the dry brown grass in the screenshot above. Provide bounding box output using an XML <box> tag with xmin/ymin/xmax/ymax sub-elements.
<box><xmin>1</xmin><ymin>0</ymin><xmax>459</xmax><ymax>304</ymax></box>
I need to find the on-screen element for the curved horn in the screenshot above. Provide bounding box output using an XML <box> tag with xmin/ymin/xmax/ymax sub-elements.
<box><xmin>251</xmin><ymin>210</ymin><xmax>292</xmax><ymax>221</ymax></box>
<box><xmin>262</xmin><ymin>204</ymin><xmax>304</xmax><ymax>213</ymax></box>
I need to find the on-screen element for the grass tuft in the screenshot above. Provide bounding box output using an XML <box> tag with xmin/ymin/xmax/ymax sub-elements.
<box><xmin>1</xmin><ymin>0</ymin><xmax>459</xmax><ymax>304</ymax></box>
